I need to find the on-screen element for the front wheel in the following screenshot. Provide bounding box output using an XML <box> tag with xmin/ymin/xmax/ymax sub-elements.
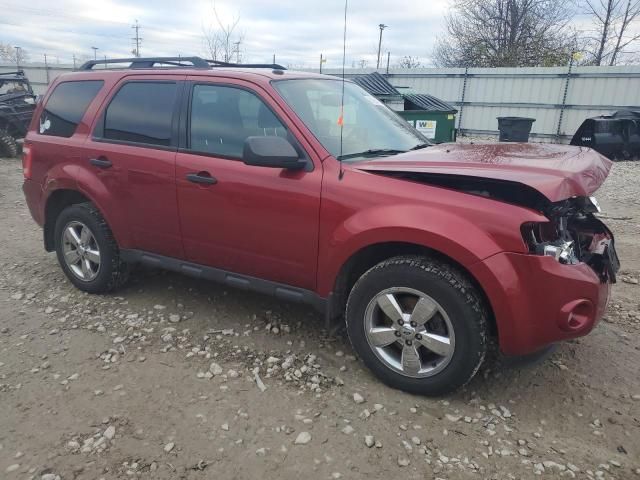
<box><xmin>346</xmin><ymin>256</ymin><xmax>488</xmax><ymax>396</ymax></box>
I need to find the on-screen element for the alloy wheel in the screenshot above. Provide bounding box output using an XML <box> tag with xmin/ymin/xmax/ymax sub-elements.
<box><xmin>61</xmin><ymin>221</ymin><xmax>101</xmax><ymax>281</ymax></box>
<box><xmin>364</xmin><ymin>287</ymin><xmax>455</xmax><ymax>378</ymax></box>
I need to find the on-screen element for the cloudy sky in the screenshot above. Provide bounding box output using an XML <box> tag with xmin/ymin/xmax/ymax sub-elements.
<box><xmin>1</xmin><ymin>0</ymin><xmax>451</xmax><ymax>68</ymax></box>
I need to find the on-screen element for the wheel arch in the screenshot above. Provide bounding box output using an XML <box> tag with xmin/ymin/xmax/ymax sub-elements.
<box><xmin>0</xmin><ymin>113</ymin><xmax>24</xmax><ymax>135</ymax></box>
<box><xmin>43</xmin><ymin>189</ymin><xmax>93</xmax><ymax>251</ymax></box>
<box><xmin>43</xmin><ymin>164</ymin><xmax>129</xmax><ymax>252</ymax></box>
<box><xmin>327</xmin><ymin>241</ymin><xmax>498</xmax><ymax>340</ymax></box>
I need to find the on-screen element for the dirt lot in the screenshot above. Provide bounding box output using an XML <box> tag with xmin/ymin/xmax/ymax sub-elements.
<box><xmin>0</xmin><ymin>156</ymin><xmax>639</xmax><ymax>480</ymax></box>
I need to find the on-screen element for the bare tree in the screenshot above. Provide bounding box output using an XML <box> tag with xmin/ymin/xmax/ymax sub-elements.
<box><xmin>583</xmin><ymin>0</ymin><xmax>640</xmax><ymax>65</ymax></box>
<box><xmin>432</xmin><ymin>0</ymin><xmax>576</xmax><ymax>67</ymax></box>
<box><xmin>397</xmin><ymin>55</ymin><xmax>421</xmax><ymax>68</ymax></box>
<box><xmin>357</xmin><ymin>59</ymin><xmax>369</xmax><ymax>68</ymax></box>
<box><xmin>202</xmin><ymin>2</ymin><xmax>244</xmax><ymax>62</ymax></box>
<box><xmin>0</xmin><ymin>43</ymin><xmax>29</xmax><ymax>64</ymax></box>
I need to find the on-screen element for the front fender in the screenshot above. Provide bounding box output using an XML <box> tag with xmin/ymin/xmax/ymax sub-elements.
<box><xmin>316</xmin><ymin>202</ymin><xmax>547</xmax><ymax>297</ymax></box>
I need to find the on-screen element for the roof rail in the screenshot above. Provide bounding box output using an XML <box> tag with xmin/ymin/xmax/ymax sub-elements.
<box><xmin>78</xmin><ymin>56</ymin><xmax>211</xmax><ymax>70</ymax></box>
<box><xmin>205</xmin><ymin>59</ymin><xmax>287</xmax><ymax>70</ymax></box>
<box><xmin>78</xmin><ymin>56</ymin><xmax>288</xmax><ymax>71</ymax></box>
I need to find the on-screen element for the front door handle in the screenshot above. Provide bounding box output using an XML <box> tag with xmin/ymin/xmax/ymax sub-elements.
<box><xmin>89</xmin><ymin>158</ymin><xmax>112</xmax><ymax>169</ymax></box>
<box><xmin>186</xmin><ymin>172</ymin><xmax>217</xmax><ymax>185</ymax></box>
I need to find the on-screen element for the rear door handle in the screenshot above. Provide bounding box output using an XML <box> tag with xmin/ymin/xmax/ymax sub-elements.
<box><xmin>89</xmin><ymin>158</ymin><xmax>112</xmax><ymax>169</ymax></box>
<box><xmin>186</xmin><ymin>172</ymin><xmax>217</xmax><ymax>185</ymax></box>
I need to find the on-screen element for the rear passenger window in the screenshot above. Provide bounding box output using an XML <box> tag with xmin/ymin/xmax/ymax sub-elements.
<box><xmin>39</xmin><ymin>80</ymin><xmax>103</xmax><ymax>137</ymax></box>
<box><xmin>103</xmin><ymin>82</ymin><xmax>177</xmax><ymax>147</ymax></box>
<box><xmin>189</xmin><ymin>84</ymin><xmax>286</xmax><ymax>158</ymax></box>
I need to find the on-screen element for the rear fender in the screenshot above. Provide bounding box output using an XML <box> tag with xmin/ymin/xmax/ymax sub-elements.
<box><xmin>46</xmin><ymin>165</ymin><xmax>130</xmax><ymax>248</ymax></box>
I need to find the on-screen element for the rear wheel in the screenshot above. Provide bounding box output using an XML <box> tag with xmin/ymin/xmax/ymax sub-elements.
<box><xmin>54</xmin><ymin>203</ymin><xmax>129</xmax><ymax>293</ymax></box>
<box><xmin>0</xmin><ymin>129</ymin><xmax>18</xmax><ymax>158</ymax></box>
<box><xmin>346</xmin><ymin>255</ymin><xmax>488</xmax><ymax>396</ymax></box>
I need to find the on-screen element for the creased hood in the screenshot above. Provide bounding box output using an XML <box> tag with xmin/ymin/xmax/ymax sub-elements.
<box><xmin>353</xmin><ymin>143</ymin><xmax>612</xmax><ymax>202</ymax></box>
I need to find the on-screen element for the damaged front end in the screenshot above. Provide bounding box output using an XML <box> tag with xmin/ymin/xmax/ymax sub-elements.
<box><xmin>521</xmin><ymin>196</ymin><xmax>620</xmax><ymax>283</ymax></box>
<box><xmin>366</xmin><ymin>170</ymin><xmax>620</xmax><ymax>284</ymax></box>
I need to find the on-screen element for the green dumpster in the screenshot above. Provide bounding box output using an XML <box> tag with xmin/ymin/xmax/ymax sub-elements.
<box><xmin>398</xmin><ymin>94</ymin><xmax>458</xmax><ymax>143</ymax></box>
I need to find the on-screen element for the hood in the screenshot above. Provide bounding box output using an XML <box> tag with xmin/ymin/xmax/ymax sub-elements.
<box><xmin>353</xmin><ymin>143</ymin><xmax>612</xmax><ymax>202</ymax></box>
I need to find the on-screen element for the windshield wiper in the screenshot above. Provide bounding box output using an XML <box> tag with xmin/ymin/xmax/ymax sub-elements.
<box><xmin>337</xmin><ymin>149</ymin><xmax>407</xmax><ymax>161</ymax></box>
<box><xmin>410</xmin><ymin>143</ymin><xmax>431</xmax><ymax>150</ymax></box>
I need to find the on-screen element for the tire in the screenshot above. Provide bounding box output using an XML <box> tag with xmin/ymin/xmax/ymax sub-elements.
<box><xmin>54</xmin><ymin>202</ymin><xmax>129</xmax><ymax>293</ymax></box>
<box><xmin>345</xmin><ymin>255</ymin><xmax>488</xmax><ymax>396</ymax></box>
<box><xmin>0</xmin><ymin>129</ymin><xmax>18</xmax><ymax>158</ymax></box>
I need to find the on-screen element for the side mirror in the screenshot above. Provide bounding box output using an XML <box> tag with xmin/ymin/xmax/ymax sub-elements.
<box><xmin>243</xmin><ymin>136</ymin><xmax>306</xmax><ymax>170</ymax></box>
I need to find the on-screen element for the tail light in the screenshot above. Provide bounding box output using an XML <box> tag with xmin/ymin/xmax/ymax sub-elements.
<box><xmin>22</xmin><ymin>144</ymin><xmax>33</xmax><ymax>180</ymax></box>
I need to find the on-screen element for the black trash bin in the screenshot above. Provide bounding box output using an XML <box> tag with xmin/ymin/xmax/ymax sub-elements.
<box><xmin>497</xmin><ymin>117</ymin><xmax>536</xmax><ymax>142</ymax></box>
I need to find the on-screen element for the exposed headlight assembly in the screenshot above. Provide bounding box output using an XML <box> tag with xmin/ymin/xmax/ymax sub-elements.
<box><xmin>521</xmin><ymin>222</ymin><xmax>579</xmax><ymax>264</ymax></box>
<box><xmin>540</xmin><ymin>240</ymin><xmax>578</xmax><ymax>264</ymax></box>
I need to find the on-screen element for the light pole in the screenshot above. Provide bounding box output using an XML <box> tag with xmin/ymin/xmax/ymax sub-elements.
<box><xmin>14</xmin><ymin>46</ymin><xmax>21</xmax><ymax>70</ymax></box>
<box><xmin>376</xmin><ymin>24</ymin><xmax>388</xmax><ymax>69</ymax></box>
<box><xmin>91</xmin><ymin>46</ymin><xmax>99</xmax><ymax>60</ymax></box>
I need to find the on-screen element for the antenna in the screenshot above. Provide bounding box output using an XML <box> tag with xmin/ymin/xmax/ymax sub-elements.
<box><xmin>338</xmin><ymin>0</ymin><xmax>348</xmax><ymax>180</ymax></box>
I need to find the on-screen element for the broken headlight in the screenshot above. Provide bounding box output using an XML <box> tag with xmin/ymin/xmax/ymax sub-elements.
<box><xmin>521</xmin><ymin>222</ymin><xmax>579</xmax><ymax>265</ymax></box>
<box><xmin>539</xmin><ymin>240</ymin><xmax>578</xmax><ymax>264</ymax></box>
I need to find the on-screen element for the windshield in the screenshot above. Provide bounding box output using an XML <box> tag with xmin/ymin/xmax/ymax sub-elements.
<box><xmin>273</xmin><ymin>78</ymin><xmax>430</xmax><ymax>160</ymax></box>
<box><xmin>0</xmin><ymin>80</ymin><xmax>30</xmax><ymax>96</ymax></box>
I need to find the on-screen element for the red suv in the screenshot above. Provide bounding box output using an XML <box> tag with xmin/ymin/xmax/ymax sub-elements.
<box><xmin>22</xmin><ymin>57</ymin><xmax>619</xmax><ymax>395</ymax></box>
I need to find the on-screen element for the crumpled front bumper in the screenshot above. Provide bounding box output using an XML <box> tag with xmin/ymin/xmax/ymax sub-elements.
<box><xmin>469</xmin><ymin>252</ymin><xmax>611</xmax><ymax>356</ymax></box>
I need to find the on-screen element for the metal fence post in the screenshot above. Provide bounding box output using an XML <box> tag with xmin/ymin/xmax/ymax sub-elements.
<box><xmin>556</xmin><ymin>54</ymin><xmax>574</xmax><ymax>141</ymax></box>
<box><xmin>44</xmin><ymin>54</ymin><xmax>50</xmax><ymax>84</ymax></box>
<box><xmin>457</xmin><ymin>67</ymin><xmax>469</xmax><ymax>136</ymax></box>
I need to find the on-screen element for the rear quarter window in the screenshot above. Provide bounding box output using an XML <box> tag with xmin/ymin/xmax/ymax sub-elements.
<box><xmin>39</xmin><ymin>80</ymin><xmax>104</xmax><ymax>137</ymax></box>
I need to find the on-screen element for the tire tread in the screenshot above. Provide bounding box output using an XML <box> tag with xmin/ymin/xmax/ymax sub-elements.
<box><xmin>55</xmin><ymin>202</ymin><xmax>129</xmax><ymax>292</ymax></box>
<box><xmin>346</xmin><ymin>254</ymin><xmax>488</xmax><ymax>395</ymax></box>
<box><xmin>0</xmin><ymin>129</ymin><xmax>18</xmax><ymax>158</ymax></box>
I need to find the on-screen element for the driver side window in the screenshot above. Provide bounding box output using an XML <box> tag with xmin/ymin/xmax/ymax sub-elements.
<box><xmin>189</xmin><ymin>84</ymin><xmax>287</xmax><ymax>158</ymax></box>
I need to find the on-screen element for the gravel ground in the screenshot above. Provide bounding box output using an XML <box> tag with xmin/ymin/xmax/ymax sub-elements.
<box><xmin>0</xmin><ymin>156</ymin><xmax>639</xmax><ymax>480</ymax></box>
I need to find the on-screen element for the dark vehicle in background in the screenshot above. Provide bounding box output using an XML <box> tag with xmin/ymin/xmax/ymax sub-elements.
<box><xmin>571</xmin><ymin>110</ymin><xmax>640</xmax><ymax>161</ymax></box>
<box><xmin>0</xmin><ymin>70</ymin><xmax>36</xmax><ymax>157</ymax></box>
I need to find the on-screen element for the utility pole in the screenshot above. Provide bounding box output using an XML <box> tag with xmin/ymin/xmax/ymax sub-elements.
<box><xmin>273</xmin><ymin>54</ymin><xmax>276</xmax><ymax>64</ymax></box>
<box><xmin>91</xmin><ymin>46</ymin><xmax>99</xmax><ymax>60</ymax></box>
<box><xmin>233</xmin><ymin>41</ymin><xmax>241</xmax><ymax>63</ymax></box>
<box><xmin>376</xmin><ymin>24</ymin><xmax>388</xmax><ymax>69</ymax></box>
<box><xmin>72</xmin><ymin>54</ymin><xmax>77</xmax><ymax>70</ymax></box>
<box><xmin>131</xmin><ymin>20</ymin><xmax>142</xmax><ymax>57</ymax></box>
<box><xmin>14</xmin><ymin>46</ymin><xmax>21</xmax><ymax>70</ymax></box>
<box><xmin>320</xmin><ymin>53</ymin><xmax>327</xmax><ymax>73</ymax></box>
<box><xmin>44</xmin><ymin>54</ymin><xmax>50</xmax><ymax>83</ymax></box>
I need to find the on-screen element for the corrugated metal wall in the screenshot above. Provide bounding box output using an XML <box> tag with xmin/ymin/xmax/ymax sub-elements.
<box><xmin>319</xmin><ymin>66</ymin><xmax>640</xmax><ymax>142</ymax></box>
<box><xmin>4</xmin><ymin>63</ymin><xmax>639</xmax><ymax>142</ymax></box>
